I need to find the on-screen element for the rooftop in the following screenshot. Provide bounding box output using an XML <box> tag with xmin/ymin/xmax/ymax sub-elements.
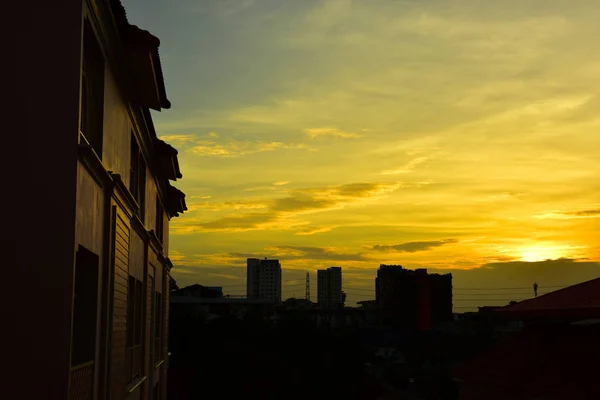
<box><xmin>498</xmin><ymin>277</ymin><xmax>600</xmax><ymax>318</ymax></box>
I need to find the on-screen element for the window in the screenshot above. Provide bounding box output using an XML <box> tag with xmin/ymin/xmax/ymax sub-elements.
<box><xmin>130</xmin><ymin>133</ymin><xmax>146</xmax><ymax>221</ymax></box>
<box><xmin>80</xmin><ymin>20</ymin><xmax>105</xmax><ymax>158</ymax></box>
<box><xmin>71</xmin><ymin>246</ymin><xmax>99</xmax><ymax>367</ymax></box>
<box><xmin>155</xmin><ymin>196</ymin><xmax>164</xmax><ymax>243</ymax></box>
<box><xmin>126</xmin><ymin>276</ymin><xmax>143</xmax><ymax>382</ymax></box>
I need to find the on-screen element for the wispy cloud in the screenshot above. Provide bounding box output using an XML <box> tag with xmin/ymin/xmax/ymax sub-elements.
<box><xmin>304</xmin><ymin>127</ymin><xmax>361</xmax><ymax>139</ymax></box>
<box><xmin>535</xmin><ymin>208</ymin><xmax>600</xmax><ymax>219</ymax></box>
<box><xmin>372</xmin><ymin>239</ymin><xmax>458</xmax><ymax>253</ymax></box>
<box><xmin>233</xmin><ymin>245</ymin><xmax>369</xmax><ymax>262</ymax></box>
<box><xmin>295</xmin><ymin>226</ymin><xmax>334</xmax><ymax>236</ymax></box>
<box><xmin>191</xmin><ymin>140</ymin><xmax>310</xmax><ymax>157</ymax></box>
<box><xmin>381</xmin><ymin>157</ymin><xmax>428</xmax><ymax>175</ymax></box>
<box><xmin>172</xmin><ymin>181</ymin><xmax>400</xmax><ymax>234</ymax></box>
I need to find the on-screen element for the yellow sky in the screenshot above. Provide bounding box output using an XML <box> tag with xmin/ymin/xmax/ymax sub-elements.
<box><xmin>124</xmin><ymin>0</ymin><xmax>600</xmax><ymax>307</ymax></box>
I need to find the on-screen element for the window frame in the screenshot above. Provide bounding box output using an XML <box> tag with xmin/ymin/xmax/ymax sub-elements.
<box><xmin>80</xmin><ymin>19</ymin><xmax>105</xmax><ymax>158</ymax></box>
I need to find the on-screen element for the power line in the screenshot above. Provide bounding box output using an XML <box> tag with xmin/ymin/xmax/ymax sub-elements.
<box><xmin>454</xmin><ymin>293</ymin><xmax>533</xmax><ymax>296</ymax></box>
<box><xmin>454</xmin><ymin>285</ymin><xmax>566</xmax><ymax>291</ymax></box>
<box><xmin>453</xmin><ymin>299</ymin><xmax>529</xmax><ymax>302</ymax></box>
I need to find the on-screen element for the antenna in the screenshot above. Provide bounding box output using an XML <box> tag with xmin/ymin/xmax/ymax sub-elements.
<box><xmin>306</xmin><ymin>272</ymin><xmax>310</xmax><ymax>301</ymax></box>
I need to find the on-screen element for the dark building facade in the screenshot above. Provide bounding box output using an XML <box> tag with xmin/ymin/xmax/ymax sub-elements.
<box><xmin>376</xmin><ymin>265</ymin><xmax>452</xmax><ymax>330</ymax></box>
<box><xmin>8</xmin><ymin>1</ymin><xmax>186</xmax><ymax>399</ymax></box>
<box><xmin>317</xmin><ymin>267</ymin><xmax>343</xmax><ymax>309</ymax></box>
<box><xmin>247</xmin><ymin>258</ymin><xmax>282</xmax><ymax>301</ymax></box>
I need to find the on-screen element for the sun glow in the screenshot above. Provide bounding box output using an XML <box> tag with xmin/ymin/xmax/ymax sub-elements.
<box><xmin>519</xmin><ymin>246</ymin><xmax>566</xmax><ymax>262</ymax></box>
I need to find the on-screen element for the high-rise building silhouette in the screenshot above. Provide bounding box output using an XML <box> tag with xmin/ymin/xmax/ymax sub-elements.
<box><xmin>247</xmin><ymin>258</ymin><xmax>282</xmax><ymax>301</ymax></box>
<box><xmin>376</xmin><ymin>265</ymin><xmax>452</xmax><ymax>330</ymax></box>
<box><xmin>317</xmin><ymin>267</ymin><xmax>343</xmax><ymax>308</ymax></box>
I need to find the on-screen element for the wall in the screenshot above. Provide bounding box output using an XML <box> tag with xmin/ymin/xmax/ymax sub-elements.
<box><xmin>162</xmin><ymin>213</ymin><xmax>169</xmax><ymax>257</ymax></box>
<box><xmin>74</xmin><ymin>163</ymin><xmax>105</xmax><ymax>392</ymax></box>
<box><xmin>144</xmin><ymin>175</ymin><xmax>157</xmax><ymax>231</ymax></box>
<box><xmin>102</xmin><ymin>67</ymin><xmax>132</xmax><ymax>185</ymax></box>
<box><xmin>112</xmin><ymin>205</ymin><xmax>131</xmax><ymax>400</ymax></box>
<box><xmin>7</xmin><ymin>1</ymin><xmax>83</xmax><ymax>398</ymax></box>
<box><xmin>75</xmin><ymin>164</ymin><xmax>105</xmax><ymax>255</ymax></box>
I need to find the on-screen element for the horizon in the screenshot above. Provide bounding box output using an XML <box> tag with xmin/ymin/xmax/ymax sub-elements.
<box><xmin>123</xmin><ymin>0</ymin><xmax>600</xmax><ymax>309</ymax></box>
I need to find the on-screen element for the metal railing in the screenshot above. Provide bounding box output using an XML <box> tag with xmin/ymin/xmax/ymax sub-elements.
<box><xmin>69</xmin><ymin>361</ymin><xmax>94</xmax><ymax>400</ymax></box>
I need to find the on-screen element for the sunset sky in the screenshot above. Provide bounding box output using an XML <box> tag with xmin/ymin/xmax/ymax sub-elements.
<box><xmin>124</xmin><ymin>0</ymin><xmax>599</xmax><ymax>308</ymax></box>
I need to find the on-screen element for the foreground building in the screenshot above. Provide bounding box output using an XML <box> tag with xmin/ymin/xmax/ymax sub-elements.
<box><xmin>376</xmin><ymin>265</ymin><xmax>453</xmax><ymax>330</ymax></box>
<box><xmin>455</xmin><ymin>277</ymin><xmax>600</xmax><ymax>400</ymax></box>
<box><xmin>247</xmin><ymin>258</ymin><xmax>282</xmax><ymax>301</ymax></box>
<box><xmin>317</xmin><ymin>267</ymin><xmax>343</xmax><ymax>308</ymax></box>
<box><xmin>10</xmin><ymin>1</ymin><xmax>186</xmax><ymax>399</ymax></box>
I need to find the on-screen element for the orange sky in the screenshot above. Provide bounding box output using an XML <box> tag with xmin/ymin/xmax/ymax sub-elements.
<box><xmin>124</xmin><ymin>0</ymin><xmax>600</xmax><ymax>308</ymax></box>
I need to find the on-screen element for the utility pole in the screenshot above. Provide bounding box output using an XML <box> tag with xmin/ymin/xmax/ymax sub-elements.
<box><xmin>306</xmin><ymin>272</ymin><xmax>310</xmax><ymax>301</ymax></box>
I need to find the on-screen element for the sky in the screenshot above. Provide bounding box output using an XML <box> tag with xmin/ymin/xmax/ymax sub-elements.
<box><xmin>123</xmin><ymin>0</ymin><xmax>600</xmax><ymax>309</ymax></box>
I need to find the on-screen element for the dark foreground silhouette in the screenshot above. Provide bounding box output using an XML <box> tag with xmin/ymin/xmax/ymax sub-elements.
<box><xmin>167</xmin><ymin>307</ymin><xmax>467</xmax><ymax>400</ymax></box>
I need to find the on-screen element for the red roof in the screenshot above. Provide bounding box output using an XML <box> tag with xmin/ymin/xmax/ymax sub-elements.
<box><xmin>454</xmin><ymin>323</ymin><xmax>600</xmax><ymax>399</ymax></box>
<box><xmin>498</xmin><ymin>277</ymin><xmax>600</xmax><ymax>318</ymax></box>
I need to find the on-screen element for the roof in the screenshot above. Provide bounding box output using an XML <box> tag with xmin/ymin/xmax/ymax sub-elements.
<box><xmin>166</xmin><ymin>184</ymin><xmax>187</xmax><ymax>217</ymax></box>
<box><xmin>109</xmin><ymin>0</ymin><xmax>171</xmax><ymax>110</ymax></box>
<box><xmin>454</xmin><ymin>323</ymin><xmax>600</xmax><ymax>399</ymax></box>
<box><xmin>498</xmin><ymin>277</ymin><xmax>600</xmax><ymax>318</ymax></box>
<box><xmin>173</xmin><ymin>284</ymin><xmax>223</xmax><ymax>298</ymax></box>
<box><xmin>155</xmin><ymin>138</ymin><xmax>183</xmax><ymax>180</ymax></box>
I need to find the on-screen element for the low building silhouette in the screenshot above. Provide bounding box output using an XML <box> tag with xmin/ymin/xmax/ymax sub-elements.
<box><xmin>172</xmin><ymin>284</ymin><xmax>223</xmax><ymax>298</ymax></box>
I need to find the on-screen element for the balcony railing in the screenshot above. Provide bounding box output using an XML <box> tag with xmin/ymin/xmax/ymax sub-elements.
<box><xmin>69</xmin><ymin>361</ymin><xmax>94</xmax><ymax>400</ymax></box>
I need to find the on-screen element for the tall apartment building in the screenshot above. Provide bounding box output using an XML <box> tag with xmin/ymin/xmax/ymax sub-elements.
<box><xmin>9</xmin><ymin>1</ymin><xmax>186</xmax><ymax>399</ymax></box>
<box><xmin>317</xmin><ymin>267</ymin><xmax>343</xmax><ymax>308</ymax></box>
<box><xmin>247</xmin><ymin>258</ymin><xmax>282</xmax><ymax>302</ymax></box>
<box><xmin>376</xmin><ymin>265</ymin><xmax>452</xmax><ymax>330</ymax></box>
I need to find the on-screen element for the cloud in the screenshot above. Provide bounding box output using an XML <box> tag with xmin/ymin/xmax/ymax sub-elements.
<box><xmin>158</xmin><ymin>134</ymin><xmax>198</xmax><ymax>146</ymax></box>
<box><xmin>175</xmin><ymin>181</ymin><xmax>400</xmax><ymax>233</ymax></box>
<box><xmin>190</xmin><ymin>140</ymin><xmax>309</xmax><ymax>157</ymax></box>
<box><xmin>557</xmin><ymin>209</ymin><xmax>600</xmax><ymax>217</ymax></box>
<box><xmin>381</xmin><ymin>157</ymin><xmax>428</xmax><ymax>175</ymax></box>
<box><xmin>190</xmin><ymin>200</ymin><xmax>268</xmax><ymax>211</ymax></box>
<box><xmin>273</xmin><ymin>181</ymin><xmax>290</xmax><ymax>186</ymax></box>
<box><xmin>304</xmin><ymin>127</ymin><xmax>361</xmax><ymax>139</ymax></box>
<box><xmin>535</xmin><ymin>208</ymin><xmax>600</xmax><ymax>219</ymax></box>
<box><xmin>197</xmin><ymin>212</ymin><xmax>277</xmax><ymax>230</ymax></box>
<box><xmin>372</xmin><ymin>239</ymin><xmax>458</xmax><ymax>253</ymax></box>
<box><xmin>431</xmin><ymin>258</ymin><xmax>600</xmax><ymax>290</ymax></box>
<box><xmin>234</xmin><ymin>245</ymin><xmax>369</xmax><ymax>262</ymax></box>
<box><xmin>295</xmin><ymin>226</ymin><xmax>334</xmax><ymax>236</ymax></box>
